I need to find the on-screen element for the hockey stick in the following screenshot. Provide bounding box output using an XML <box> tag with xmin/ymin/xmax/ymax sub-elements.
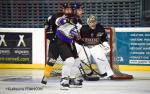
<box><xmin>80</xmin><ymin>60</ymin><xmax>107</xmax><ymax>77</ymax></box>
<box><xmin>79</xmin><ymin>63</ymin><xmax>99</xmax><ymax>81</ymax></box>
<box><xmin>81</xmin><ymin>45</ymin><xmax>94</xmax><ymax>76</ymax></box>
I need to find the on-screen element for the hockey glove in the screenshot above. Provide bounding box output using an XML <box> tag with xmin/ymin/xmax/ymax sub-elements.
<box><xmin>70</xmin><ymin>27</ymin><xmax>81</xmax><ymax>40</ymax></box>
<box><xmin>76</xmin><ymin>39</ymin><xmax>85</xmax><ymax>45</ymax></box>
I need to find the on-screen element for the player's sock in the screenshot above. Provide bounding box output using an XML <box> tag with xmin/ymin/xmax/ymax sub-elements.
<box><xmin>44</xmin><ymin>64</ymin><xmax>54</xmax><ymax>78</ymax></box>
<box><xmin>41</xmin><ymin>64</ymin><xmax>53</xmax><ymax>85</ymax></box>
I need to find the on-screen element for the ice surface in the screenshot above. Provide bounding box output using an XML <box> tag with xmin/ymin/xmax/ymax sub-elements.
<box><xmin>0</xmin><ymin>69</ymin><xmax>150</xmax><ymax>94</ymax></box>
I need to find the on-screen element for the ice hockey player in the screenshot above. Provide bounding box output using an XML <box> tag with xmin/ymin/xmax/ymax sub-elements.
<box><xmin>75</xmin><ymin>15</ymin><xmax>118</xmax><ymax>79</ymax></box>
<box><xmin>41</xmin><ymin>3</ymin><xmax>73</xmax><ymax>85</ymax></box>
<box><xmin>55</xmin><ymin>3</ymin><xmax>84</xmax><ymax>89</ymax></box>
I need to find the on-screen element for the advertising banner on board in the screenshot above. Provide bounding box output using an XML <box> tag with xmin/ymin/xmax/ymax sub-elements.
<box><xmin>0</xmin><ymin>32</ymin><xmax>32</xmax><ymax>64</ymax></box>
<box><xmin>116</xmin><ymin>32</ymin><xmax>150</xmax><ymax>65</ymax></box>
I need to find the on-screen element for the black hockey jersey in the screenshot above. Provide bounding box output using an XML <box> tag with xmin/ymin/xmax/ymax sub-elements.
<box><xmin>80</xmin><ymin>23</ymin><xmax>108</xmax><ymax>46</ymax></box>
<box><xmin>44</xmin><ymin>12</ymin><xmax>64</xmax><ymax>41</ymax></box>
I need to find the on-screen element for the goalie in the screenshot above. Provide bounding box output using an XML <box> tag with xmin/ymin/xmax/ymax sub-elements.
<box><xmin>76</xmin><ymin>15</ymin><xmax>117</xmax><ymax>79</ymax></box>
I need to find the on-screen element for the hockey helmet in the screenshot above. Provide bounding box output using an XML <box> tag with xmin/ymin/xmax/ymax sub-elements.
<box><xmin>61</xmin><ymin>3</ymin><xmax>71</xmax><ymax>8</ymax></box>
<box><xmin>71</xmin><ymin>3</ymin><xmax>82</xmax><ymax>10</ymax></box>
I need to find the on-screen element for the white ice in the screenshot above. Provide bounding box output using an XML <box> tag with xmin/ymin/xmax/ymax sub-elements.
<box><xmin>0</xmin><ymin>69</ymin><xmax>150</xmax><ymax>94</ymax></box>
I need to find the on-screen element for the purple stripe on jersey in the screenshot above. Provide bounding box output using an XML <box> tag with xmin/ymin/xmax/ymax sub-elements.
<box><xmin>59</xmin><ymin>18</ymin><xmax>67</xmax><ymax>25</ymax></box>
<box><xmin>56</xmin><ymin>30</ymin><xmax>73</xmax><ymax>43</ymax></box>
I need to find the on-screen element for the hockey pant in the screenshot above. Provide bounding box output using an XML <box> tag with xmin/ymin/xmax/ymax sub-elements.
<box><xmin>56</xmin><ymin>39</ymin><xmax>81</xmax><ymax>79</ymax></box>
<box><xmin>44</xmin><ymin>39</ymin><xmax>60</xmax><ymax>78</ymax></box>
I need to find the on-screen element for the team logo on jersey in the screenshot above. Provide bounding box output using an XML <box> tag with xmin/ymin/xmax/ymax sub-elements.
<box><xmin>97</xmin><ymin>32</ymin><xmax>103</xmax><ymax>37</ymax></box>
<box><xmin>83</xmin><ymin>38</ymin><xmax>99</xmax><ymax>45</ymax></box>
<box><xmin>91</xmin><ymin>33</ymin><xmax>94</xmax><ymax>37</ymax></box>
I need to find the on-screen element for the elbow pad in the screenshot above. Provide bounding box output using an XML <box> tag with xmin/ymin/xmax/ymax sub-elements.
<box><xmin>55</xmin><ymin>17</ymin><xmax>68</xmax><ymax>26</ymax></box>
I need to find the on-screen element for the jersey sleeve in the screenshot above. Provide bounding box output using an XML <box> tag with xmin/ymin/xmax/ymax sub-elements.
<box><xmin>98</xmin><ymin>24</ymin><xmax>108</xmax><ymax>43</ymax></box>
<box><xmin>80</xmin><ymin>25</ymin><xmax>87</xmax><ymax>38</ymax></box>
<box><xmin>55</xmin><ymin>16</ymin><xmax>68</xmax><ymax>26</ymax></box>
<box><xmin>44</xmin><ymin>15</ymin><xmax>56</xmax><ymax>40</ymax></box>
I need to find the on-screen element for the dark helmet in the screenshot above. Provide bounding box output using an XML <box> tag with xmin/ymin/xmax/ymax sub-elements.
<box><xmin>61</xmin><ymin>3</ymin><xmax>71</xmax><ymax>8</ymax></box>
<box><xmin>71</xmin><ymin>3</ymin><xmax>82</xmax><ymax>10</ymax></box>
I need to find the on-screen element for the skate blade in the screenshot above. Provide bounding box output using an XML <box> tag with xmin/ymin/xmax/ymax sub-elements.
<box><xmin>60</xmin><ymin>86</ymin><xmax>69</xmax><ymax>90</ymax></box>
<box><xmin>41</xmin><ymin>80</ymin><xmax>47</xmax><ymax>85</ymax></box>
<box><xmin>41</xmin><ymin>77</ymin><xmax>48</xmax><ymax>85</ymax></box>
<box><xmin>70</xmin><ymin>85</ymin><xmax>82</xmax><ymax>88</ymax></box>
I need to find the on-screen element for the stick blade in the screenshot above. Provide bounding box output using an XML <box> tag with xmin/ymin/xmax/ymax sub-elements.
<box><xmin>83</xmin><ymin>75</ymin><xmax>100</xmax><ymax>81</ymax></box>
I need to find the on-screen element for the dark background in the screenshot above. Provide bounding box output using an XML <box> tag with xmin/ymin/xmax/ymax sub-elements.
<box><xmin>0</xmin><ymin>0</ymin><xmax>150</xmax><ymax>28</ymax></box>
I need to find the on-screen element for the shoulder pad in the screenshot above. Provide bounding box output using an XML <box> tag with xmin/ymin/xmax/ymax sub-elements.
<box><xmin>47</xmin><ymin>15</ymin><xmax>52</xmax><ymax>22</ymax></box>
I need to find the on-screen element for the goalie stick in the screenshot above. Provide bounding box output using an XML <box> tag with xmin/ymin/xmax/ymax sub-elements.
<box><xmin>79</xmin><ymin>63</ymin><xmax>99</xmax><ymax>81</ymax></box>
<box><xmin>80</xmin><ymin>60</ymin><xmax>107</xmax><ymax>77</ymax></box>
<box><xmin>81</xmin><ymin>45</ymin><xmax>94</xmax><ymax>76</ymax></box>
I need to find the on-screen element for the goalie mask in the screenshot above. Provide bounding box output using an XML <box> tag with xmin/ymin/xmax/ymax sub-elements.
<box><xmin>87</xmin><ymin>15</ymin><xmax>97</xmax><ymax>29</ymax></box>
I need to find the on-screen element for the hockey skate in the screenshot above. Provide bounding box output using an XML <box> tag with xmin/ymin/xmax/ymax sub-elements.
<box><xmin>60</xmin><ymin>78</ymin><xmax>70</xmax><ymax>90</ymax></box>
<box><xmin>69</xmin><ymin>78</ymin><xmax>83</xmax><ymax>88</ymax></box>
<box><xmin>41</xmin><ymin>76</ymin><xmax>48</xmax><ymax>85</ymax></box>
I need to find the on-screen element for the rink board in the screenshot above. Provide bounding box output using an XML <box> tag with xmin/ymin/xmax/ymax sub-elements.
<box><xmin>0</xmin><ymin>28</ymin><xmax>45</xmax><ymax>68</ymax></box>
<box><xmin>1</xmin><ymin>64</ymin><xmax>150</xmax><ymax>72</ymax></box>
<box><xmin>115</xmin><ymin>28</ymin><xmax>150</xmax><ymax>66</ymax></box>
<box><xmin>0</xmin><ymin>28</ymin><xmax>150</xmax><ymax>72</ymax></box>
